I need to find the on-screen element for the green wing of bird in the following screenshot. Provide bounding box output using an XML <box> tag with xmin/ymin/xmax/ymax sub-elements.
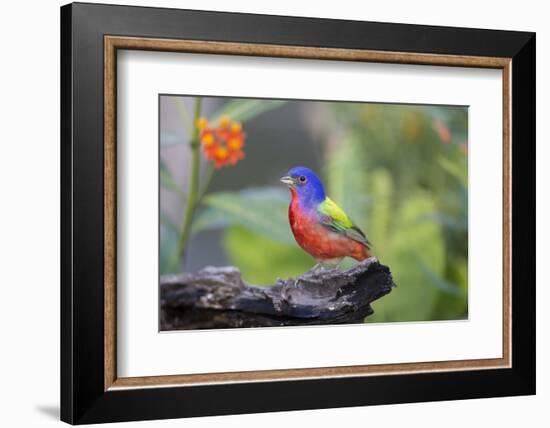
<box><xmin>317</xmin><ymin>197</ymin><xmax>372</xmax><ymax>248</ymax></box>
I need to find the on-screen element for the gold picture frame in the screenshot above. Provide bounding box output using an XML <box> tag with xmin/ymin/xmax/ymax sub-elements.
<box><xmin>103</xmin><ymin>36</ymin><xmax>512</xmax><ymax>391</ymax></box>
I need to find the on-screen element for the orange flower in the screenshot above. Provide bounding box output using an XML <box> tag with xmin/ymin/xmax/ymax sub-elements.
<box><xmin>228</xmin><ymin>137</ymin><xmax>243</xmax><ymax>151</ymax></box>
<box><xmin>201</xmin><ymin>131</ymin><xmax>214</xmax><ymax>147</ymax></box>
<box><xmin>219</xmin><ymin>115</ymin><xmax>231</xmax><ymax>129</ymax></box>
<box><xmin>230</xmin><ymin>122</ymin><xmax>242</xmax><ymax>133</ymax></box>
<box><xmin>433</xmin><ymin>118</ymin><xmax>452</xmax><ymax>144</ymax></box>
<box><xmin>196</xmin><ymin>117</ymin><xmax>208</xmax><ymax>130</ymax></box>
<box><xmin>198</xmin><ymin>117</ymin><xmax>246</xmax><ymax>169</ymax></box>
<box><xmin>203</xmin><ymin>142</ymin><xmax>220</xmax><ymax>159</ymax></box>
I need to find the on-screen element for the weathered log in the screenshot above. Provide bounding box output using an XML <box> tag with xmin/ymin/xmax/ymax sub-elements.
<box><xmin>160</xmin><ymin>257</ymin><xmax>395</xmax><ymax>330</ymax></box>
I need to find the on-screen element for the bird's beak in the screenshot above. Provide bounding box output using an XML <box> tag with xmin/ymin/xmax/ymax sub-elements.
<box><xmin>280</xmin><ymin>176</ymin><xmax>296</xmax><ymax>188</ymax></box>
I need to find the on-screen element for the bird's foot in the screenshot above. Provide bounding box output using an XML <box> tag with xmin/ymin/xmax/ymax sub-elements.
<box><xmin>304</xmin><ymin>263</ymin><xmax>324</xmax><ymax>275</ymax></box>
<box><xmin>308</xmin><ymin>262</ymin><xmax>333</xmax><ymax>275</ymax></box>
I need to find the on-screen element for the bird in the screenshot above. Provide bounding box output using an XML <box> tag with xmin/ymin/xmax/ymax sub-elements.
<box><xmin>280</xmin><ymin>166</ymin><xmax>372</xmax><ymax>270</ymax></box>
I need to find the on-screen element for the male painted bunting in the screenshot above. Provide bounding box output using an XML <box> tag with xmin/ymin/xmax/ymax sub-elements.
<box><xmin>280</xmin><ymin>166</ymin><xmax>372</xmax><ymax>269</ymax></box>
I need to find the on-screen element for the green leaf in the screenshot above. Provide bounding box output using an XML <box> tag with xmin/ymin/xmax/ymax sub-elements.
<box><xmin>223</xmin><ymin>226</ymin><xmax>313</xmax><ymax>285</ymax></box>
<box><xmin>416</xmin><ymin>258</ymin><xmax>465</xmax><ymax>297</ymax></box>
<box><xmin>160</xmin><ymin>221</ymin><xmax>180</xmax><ymax>274</ymax></box>
<box><xmin>430</xmin><ymin>257</ymin><xmax>468</xmax><ymax>320</ymax></box>
<box><xmin>438</xmin><ymin>156</ymin><xmax>467</xmax><ymax>187</ymax></box>
<box><xmin>417</xmin><ymin>212</ymin><xmax>467</xmax><ymax>231</ymax></box>
<box><xmin>367</xmin><ymin>169</ymin><xmax>393</xmax><ymax>252</ymax></box>
<box><xmin>160</xmin><ymin>211</ymin><xmax>179</xmax><ymax>235</ymax></box>
<box><xmin>201</xmin><ymin>187</ymin><xmax>294</xmax><ymax>244</ymax></box>
<box><xmin>210</xmin><ymin>99</ymin><xmax>287</xmax><ymax>124</ymax></box>
<box><xmin>191</xmin><ymin>206</ymin><xmax>231</xmax><ymax>235</ymax></box>
<box><xmin>368</xmin><ymin>192</ymin><xmax>445</xmax><ymax>322</ymax></box>
<box><xmin>160</xmin><ymin>160</ymin><xmax>183</xmax><ymax>198</ymax></box>
<box><xmin>325</xmin><ymin>134</ymin><xmax>371</xmax><ymax>224</ymax></box>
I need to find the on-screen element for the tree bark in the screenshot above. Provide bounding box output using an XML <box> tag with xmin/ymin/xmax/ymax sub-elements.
<box><xmin>160</xmin><ymin>257</ymin><xmax>395</xmax><ymax>330</ymax></box>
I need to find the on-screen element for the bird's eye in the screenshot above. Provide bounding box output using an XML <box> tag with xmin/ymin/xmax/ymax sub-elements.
<box><xmin>299</xmin><ymin>175</ymin><xmax>307</xmax><ymax>184</ymax></box>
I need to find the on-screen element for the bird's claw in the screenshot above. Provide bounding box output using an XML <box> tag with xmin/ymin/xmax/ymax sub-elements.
<box><xmin>308</xmin><ymin>263</ymin><xmax>329</xmax><ymax>275</ymax></box>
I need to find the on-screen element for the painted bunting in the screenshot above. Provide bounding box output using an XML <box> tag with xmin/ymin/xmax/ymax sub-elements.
<box><xmin>280</xmin><ymin>166</ymin><xmax>372</xmax><ymax>269</ymax></box>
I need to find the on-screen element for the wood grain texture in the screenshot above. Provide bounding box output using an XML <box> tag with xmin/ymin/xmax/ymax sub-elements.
<box><xmin>104</xmin><ymin>37</ymin><xmax>117</xmax><ymax>390</ymax></box>
<box><xmin>106</xmin><ymin>36</ymin><xmax>510</xmax><ymax>68</ymax></box>
<box><xmin>502</xmin><ymin>62</ymin><xmax>512</xmax><ymax>366</ymax></box>
<box><xmin>111</xmin><ymin>357</ymin><xmax>508</xmax><ymax>389</ymax></box>
<box><xmin>103</xmin><ymin>35</ymin><xmax>512</xmax><ymax>390</ymax></box>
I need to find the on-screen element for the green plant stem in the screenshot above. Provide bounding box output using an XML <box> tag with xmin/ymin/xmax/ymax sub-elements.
<box><xmin>200</xmin><ymin>164</ymin><xmax>215</xmax><ymax>197</ymax></box>
<box><xmin>177</xmin><ymin>97</ymin><xmax>202</xmax><ymax>262</ymax></box>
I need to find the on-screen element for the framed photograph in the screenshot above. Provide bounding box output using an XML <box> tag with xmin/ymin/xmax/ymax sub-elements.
<box><xmin>61</xmin><ymin>2</ymin><xmax>535</xmax><ymax>424</ymax></box>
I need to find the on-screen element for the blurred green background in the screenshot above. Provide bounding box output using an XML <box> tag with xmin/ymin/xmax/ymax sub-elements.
<box><xmin>160</xmin><ymin>96</ymin><xmax>468</xmax><ymax>323</ymax></box>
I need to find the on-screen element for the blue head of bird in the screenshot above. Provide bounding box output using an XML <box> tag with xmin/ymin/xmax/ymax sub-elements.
<box><xmin>280</xmin><ymin>166</ymin><xmax>326</xmax><ymax>209</ymax></box>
